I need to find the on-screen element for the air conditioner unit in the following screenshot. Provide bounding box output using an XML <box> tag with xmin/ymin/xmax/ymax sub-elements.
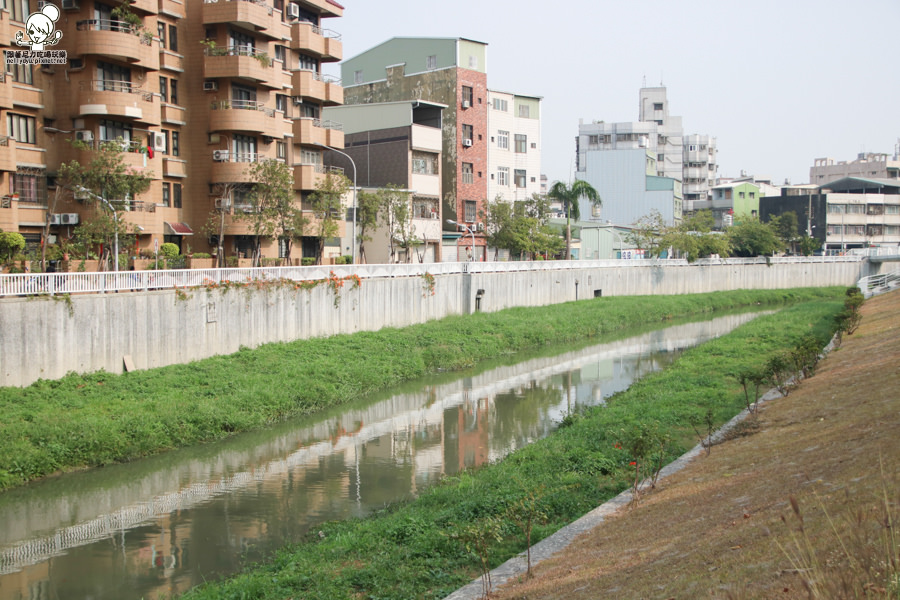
<box><xmin>261</xmin><ymin>135</ymin><xmax>274</xmax><ymax>144</ymax></box>
<box><xmin>462</xmin><ymin>139</ymin><xmax>472</xmax><ymax>147</ymax></box>
<box><xmin>476</xmin><ymin>222</ymin><xmax>484</xmax><ymax>232</ymax></box>
<box><xmin>214</xmin><ymin>198</ymin><xmax>232</xmax><ymax>210</ymax></box>
<box><xmin>153</xmin><ymin>132</ymin><xmax>166</xmax><ymax>152</ymax></box>
<box><xmin>287</xmin><ymin>3</ymin><xmax>300</xmax><ymax>20</ymax></box>
<box><xmin>61</xmin><ymin>0</ymin><xmax>79</xmax><ymax>9</ymax></box>
<box><xmin>212</xmin><ymin>149</ymin><xmax>229</xmax><ymax>161</ymax></box>
<box><xmin>75</xmin><ymin>130</ymin><xmax>93</xmax><ymax>143</ymax></box>
<box><xmin>61</xmin><ymin>213</ymin><xmax>80</xmax><ymax>225</ymax></box>
<box><xmin>203</xmin><ymin>81</ymin><xmax>218</xmax><ymax>91</ymax></box>
<box><xmin>48</xmin><ymin>214</ymin><xmax>62</xmax><ymax>225</ymax></box>
<box><xmin>461</xmin><ymin>100</ymin><xmax>470</xmax><ymax>109</ymax></box>
<box><xmin>292</xmin><ymin>97</ymin><xmax>303</xmax><ymax>105</ymax></box>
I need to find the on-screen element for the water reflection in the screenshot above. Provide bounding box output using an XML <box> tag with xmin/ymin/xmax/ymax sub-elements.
<box><xmin>0</xmin><ymin>312</ymin><xmax>764</xmax><ymax>600</ymax></box>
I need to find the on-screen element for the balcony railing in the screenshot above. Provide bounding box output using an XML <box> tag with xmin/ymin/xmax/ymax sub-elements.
<box><xmin>203</xmin><ymin>0</ymin><xmax>273</xmax><ymax>15</ymax></box>
<box><xmin>76</xmin><ymin>20</ymin><xmax>154</xmax><ymax>45</ymax></box>
<box><xmin>204</xmin><ymin>44</ymin><xmax>272</xmax><ymax>66</ymax></box>
<box><xmin>210</xmin><ymin>99</ymin><xmax>276</xmax><ymax>117</ymax></box>
<box><xmin>216</xmin><ymin>151</ymin><xmax>262</xmax><ymax>163</ymax></box>
<box><xmin>80</xmin><ymin>79</ymin><xmax>155</xmax><ymax>102</ymax></box>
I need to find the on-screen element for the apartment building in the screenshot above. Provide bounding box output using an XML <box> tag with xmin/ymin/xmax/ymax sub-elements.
<box><xmin>576</xmin><ymin>86</ymin><xmax>716</xmax><ymax>222</ymax></box>
<box><xmin>761</xmin><ymin>177</ymin><xmax>900</xmax><ymax>253</ymax></box>
<box><xmin>810</xmin><ymin>147</ymin><xmax>900</xmax><ymax>185</ymax></box>
<box><xmin>341</xmin><ymin>37</ymin><xmax>490</xmax><ymax>261</ymax></box>
<box><xmin>322</xmin><ymin>100</ymin><xmax>444</xmax><ymax>263</ymax></box>
<box><xmin>0</xmin><ymin>0</ymin><xmax>345</xmax><ymax>263</ymax></box>
<box><xmin>485</xmin><ymin>89</ymin><xmax>541</xmax><ymax>204</ymax></box>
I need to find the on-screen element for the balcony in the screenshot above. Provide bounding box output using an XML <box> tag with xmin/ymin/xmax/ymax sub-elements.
<box><xmin>290</xmin><ymin>21</ymin><xmax>342</xmax><ymax>62</ymax></box>
<box><xmin>209</xmin><ymin>100</ymin><xmax>283</xmax><ymax>137</ymax></box>
<box><xmin>293</xmin><ymin>118</ymin><xmax>343</xmax><ymax>148</ymax></box>
<box><xmin>159</xmin><ymin>50</ymin><xmax>184</xmax><ymax>73</ymax></box>
<box><xmin>73</xmin><ymin>20</ymin><xmax>159</xmax><ymax>69</ymax></box>
<box><xmin>75</xmin><ymin>140</ymin><xmax>160</xmax><ymax>175</ymax></box>
<box><xmin>76</xmin><ymin>80</ymin><xmax>160</xmax><ymax>125</ymax></box>
<box><xmin>128</xmin><ymin>0</ymin><xmax>158</xmax><ymax>13</ymax></box>
<box><xmin>0</xmin><ymin>72</ymin><xmax>12</xmax><ymax>110</ymax></box>
<box><xmin>210</xmin><ymin>151</ymin><xmax>262</xmax><ymax>182</ymax></box>
<box><xmin>204</xmin><ymin>46</ymin><xmax>279</xmax><ymax>89</ymax></box>
<box><xmin>158</xmin><ymin>0</ymin><xmax>186</xmax><ymax>18</ymax></box>
<box><xmin>163</xmin><ymin>158</ymin><xmax>187</xmax><ymax>178</ymax></box>
<box><xmin>203</xmin><ymin>0</ymin><xmax>282</xmax><ymax>39</ymax></box>
<box><xmin>291</xmin><ymin>70</ymin><xmax>343</xmax><ymax>105</ymax></box>
<box><xmin>0</xmin><ymin>12</ymin><xmax>12</xmax><ymax>56</ymax></box>
<box><xmin>293</xmin><ymin>163</ymin><xmax>327</xmax><ymax>191</ymax></box>
<box><xmin>296</xmin><ymin>0</ymin><xmax>343</xmax><ymax>18</ymax></box>
<box><xmin>0</xmin><ymin>136</ymin><xmax>16</xmax><ymax>172</ymax></box>
<box><xmin>161</xmin><ymin>103</ymin><xmax>186</xmax><ymax>125</ymax></box>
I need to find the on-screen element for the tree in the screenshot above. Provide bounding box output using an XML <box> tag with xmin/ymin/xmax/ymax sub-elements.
<box><xmin>798</xmin><ymin>235</ymin><xmax>821</xmax><ymax>257</ymax></box>
<box><xmin>0</xmin><ymin>230</ymin><xmax>25</xmax><ymax>263</ymax></box>
<box><xmin>378</xmin><ymin>184</ymin><xmax>420</xmax><ymax>263</ymax></box>
<box><xmin>481</xmin><ymin>195</ymin><xmax>517</xmax><ymax>260</ymax></box>
<box><xmin>354</xmin><ymin>189</ymin><xmax>383</xmax><ymax>264</ymax></box>
<box><xmin>202</xmin><ymin>182</ymin><xmax>244</xmax><ymax>268</ymax></box>
<box><xmin>727</xmin><ymin>217</ymin><xmax>784</xmax><ymax>257</ymax></box>
<box><xmin>548</xmin><ymin>180</ymin><xmax>601</xmax><ymax>260</ymax></box>
<box><xmin>769</xmin><ymin>212</ymin><xmax>799</xmax><ymax>249</ymax></box>
<box><xmin>627</xmin><ymin>210</ymin><xmax>667</xmax><ymax>257</ymax></box>
<box><xmin>64</xmin><ymin>140</ymin><xmax>153</xmax><ymax>269</ymax></box>
<box><xmin>239</xmin><ymin>159</ymin><xmax>305</xmax><ymax>266</ymax></box>
<box><xmin>659</xmin><ymin>210</ymin><xmax>730</xmax><ymax>261</ymax></box>
<box><xmin>306</xmin><ymin>171</ymin><xmax>350</xmax><ymax>265</ymax></box>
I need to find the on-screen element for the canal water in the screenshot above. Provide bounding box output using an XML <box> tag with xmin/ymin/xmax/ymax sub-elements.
<box><xmin>0</xmin><ymin>311</ymin><xmax>765</xmax><ymax>600</ymax></box>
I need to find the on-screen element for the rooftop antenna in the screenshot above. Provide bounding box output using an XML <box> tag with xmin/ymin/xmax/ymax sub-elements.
<box><xmin>642</xmin><ymin>74</ymin><xmax>646</xmax><ymax>88</ymax></box>
<box><xmin>660</xmin><ymin>72</ymin><xmax>664</xmax><ymax>87</ymax></box>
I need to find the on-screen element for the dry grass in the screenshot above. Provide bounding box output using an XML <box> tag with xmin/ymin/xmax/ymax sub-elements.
<box><xmin>493</xmin><ymin>290</ymin><xmax>900</xmax><ymax>600</ymax></box>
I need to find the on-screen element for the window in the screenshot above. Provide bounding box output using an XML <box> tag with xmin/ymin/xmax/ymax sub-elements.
<box><xmin>426</xmin><ymin>55</ymin><xmax>436</xmax><ymax>70</ymax></box>
<box><xmin>162</xmin><ymin>182</ymin><xmax>171</xmax><ymax>207</ymax></box>
<box><xmin>461</xmin><ymin>86</ymin><xmax>473</xmax><ymax>106</ymax></box>
<box><xmin>97</xmin><ymin>61</ymin><xmax>130</xmax><ymax>89</ymax></box>
<box><xmin>274</xmin><ymin>45</ymin><xmax>286</xmax><ymax>63</ymax></box>
<box><xmin>462</xmin><ymin>124</ymin><xmax>473</xmax><ymax>144</ymax></box>
<box><xmin>12</xmin><ymin>168</ymin><xmax>46</xmax><ymax>204</ymax></box>
<box><xmin>171</xmin><ymin>131</ymin><xmax>179</xmax><ymax>156</ymax></box>
<box><xmin>232</xmin><ymin>134</ymin><xmax>257</xmax><ymax>161</ymax></box>
<box><xmin>497</xmin><ymin>130</ymin><xmax>509</xmax><ymax>149</ymax></box>
<box><xmin>159</xmin><ymin>76</ymin><xmax>168</xmax><ymax>102</ymax></box>
<box><xmin>497</xmin><ymin>166</ymin><xmax>508</xmax><ymax>186</ymax></box>
<box><xmin>462</xmin><ymin>162</ymin><xmax>473</xmax><ymax>185</ymax></box>
<box><xmin>6</xmin><ymin>62</ymin><xmax>32</xmax><ymax>84</ymax></box>
<box><xmin>173</xmin><ymin>183</ymin><xmax>182</xmax><ymax>208</ymax></box>
<box><xmin>7</xmin><ymin>113</ymin><xmax>36</xmax><ymax>144</ymax></box>
<box><xmin>229</xmin><ymin>30</ymin><xmax>255</xmax><ymax>52</ymax></box>
<box><xmin>157</xmin><ymin>22</ymin><xmax>166</xmax><ymax>48</ymax></box>
<box><xmin>354</xmin><ymin>70</ymin><xmax>363</xmax><ymax>85</ymax></box>
<box><xmin>739</xmin><ymin>192</ymin><xmax>745</xmax><ymax>199</ymax></box>
<box><xmin>518</xmin><ymin>104</ymin><xmax>530</xmax><ymax>118</ymax></box>
<box><xmin>468</xmin><ymin>55</ymin><xmax>478</xmax><ymax>69</ymax></box>
<box><xmin>159</xmin><ymin>129</ymin><xmax>170</xmax><ymax>154</ymax></box>
<box><xmin>653</xmin><ymin>102</ymin><xmax>663</xmax><ymax>110</ymax></box>
<box><xmin>300</xmin><ymin>148</ymin><xmax>321</xmax><ymax>165</ymax></box>
<box><xmin>515</xmin><ymin>169</ymin><xmax>526</xmax><ymax>188</ymax></box>
<box><xmin>297</xmin><ymin>53</ymin><xmax>318</xmax><ymax>72</ymax></box>
<box><xmin>231</xmin><ymin>84</ymin><xmax>257</xmax><ymax>107</ymax></box>
<box><xmin>276</xmin><ymin>141</ymin><xmax>286</xmax><ymax>160</ymax></box>
<box><xmin>298</xmin><ymin>102</ymin><xmax>319</xmax><ymax>119</ymax></box>
<box><xmin>412</xmin><ymin>151</ymin><xmax>438</xmax><ymax>175</ymax></box>
<box><xmin>492</xmin><ymin>98</ymin><xmax>508</xmax><ymax>111</ymax></box>
<box><xmin>169</xmin><ymin>79</ymin><xmax>178</xmax><ymax>104</ymax></box>
<box><xmin>10</xmin><ymin>0</ymin><xmax>28</xmax><ymax>22</ymax></box>
<box><xmin>276</xmin><ymin>94</ymin><xmax>288</xmax><ymax>114</ymax></box>
<box><xmin>515</xmin><ymin>134</ymin><xmax>527</xmax><ymax>153</ymax></box>
<box><xmin>464</xmin><ymin>200</ymin><xmax>476</xmax><ymax>222</ymax></box>
<box><xmin>169</xmin><ymin>25</ymin><xmax>178</xmax><ymax>52</ymax></box>
<box><xmin>885</xmin><ymin>205</ymin><xmax>900</xmax><ymax>215</ymax></box>
<box><xmin>99</xmin><ymin>119</ymin><xmax>132</xmax><ymax>143</ymax></box>
<box><xmin>749</xmin><ymin>192</ymin><xmax>755</xmax><ymax>199</ymax></box>
<box><xmin>588</xmin><ymin>135</ymin><xmax>599</xmax><ymax>146</ymax></box>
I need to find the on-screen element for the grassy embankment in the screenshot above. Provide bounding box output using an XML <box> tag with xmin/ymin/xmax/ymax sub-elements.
<box><xmin>0</xmin><ymin>287</ymin><xmax>842</xmax><ymax>493</ymax></box>
<box><xmin>174</xmin><ymin>294</ymin><xmax>848</xmax><ymax>600</ymax></box>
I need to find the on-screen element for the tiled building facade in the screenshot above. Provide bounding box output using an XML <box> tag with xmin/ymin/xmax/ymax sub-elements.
<box><xmin>0</xmin><ymin>0</ymin><xmax>345</xmax><ymax>262</ymax></box>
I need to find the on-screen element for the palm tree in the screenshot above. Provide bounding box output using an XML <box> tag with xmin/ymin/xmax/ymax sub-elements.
<box><xmin>548</xmin><ymin>180</ymin><xmax>601</xmax><ymax>260</ymax></box>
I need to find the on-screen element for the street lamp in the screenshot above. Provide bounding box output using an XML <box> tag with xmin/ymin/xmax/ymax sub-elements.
<box><xmin>605</xmin><ymin>220</ymin><xmax>623</xmax><ymax>259</ymax></box>
<box><xmin>76</xmin><ymin>185</ymin><xmax>119</xmax><ymax>272</ymax></box>
<box><xmin>446</xmin><ymin>219</ymin><xmax>475</xmax><ymax>262</ymax></box>
<box><xmin>315</xmin><ymin>142</ymin><xmax>357</xmax><ymax>264</ymax></box>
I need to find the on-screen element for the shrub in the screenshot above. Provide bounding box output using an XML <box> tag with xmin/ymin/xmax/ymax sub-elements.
<box><xmin>301</xmin><ymin>257</ymin><xmax>315</xmax><ymax>266</ymax></box>
<box><xmin>191</xmin><ymin>252</ymin><xmax>212</xmax><ymax>259</ymax></box>
<box><xmin>0</xmin><ymin>231</ymin><xmax>26</xmax><ymax>262</ymax></box>
<box><xmin>159</xmin><ymin>243</ymin><xmax>180</xmax><ymax>259</ymax></box>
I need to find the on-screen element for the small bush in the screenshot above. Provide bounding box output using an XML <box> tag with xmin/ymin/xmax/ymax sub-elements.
<box><xmin>159</xmin><ymin>243</ymin><xmax>180</xmax><ymax>259</ymax></box>
<box><xmin>301</xmin><ymin>257</ymin><xmax>315</xmax><ymax>266</ymax></box>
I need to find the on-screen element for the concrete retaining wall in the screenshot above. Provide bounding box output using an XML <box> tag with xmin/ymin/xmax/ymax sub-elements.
<box><xmin>0</xmin><ymin>259</ymin><xmax>868</xmax><ymax>387</ymax></box>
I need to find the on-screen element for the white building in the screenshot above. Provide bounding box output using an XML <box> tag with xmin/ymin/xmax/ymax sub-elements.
<box><xmin>810</xmin><ymin>146</ymin><xmax>900</xmax><ymax>185</ymax></box>
<box><xmin>486</xmin><ymin>90</ymin><xmax>542</xmax><ymax>203</ymax></box>
<box><xmin>683</xmin><ymin>134</ymin><xmax>718</xmax><ymax>209</ymax></box>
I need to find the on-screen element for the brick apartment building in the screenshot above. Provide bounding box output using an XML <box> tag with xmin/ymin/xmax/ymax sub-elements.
<box><xmin>0</xmin><ymin>0</ymin><xmax>345</xmax><ymax>262</ymax></box>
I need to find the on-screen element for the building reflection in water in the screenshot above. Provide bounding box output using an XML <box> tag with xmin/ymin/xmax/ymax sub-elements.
<box><xmin>0</xmin><ymin>312</ymin><xmax>762</xmax><ymax>600</ymax></box>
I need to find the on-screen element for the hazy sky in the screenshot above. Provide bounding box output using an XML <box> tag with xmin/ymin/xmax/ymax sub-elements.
<box><xmin>324</xmin><ymin>0</ymin><xmax>899</xmax><ymax>188</ymax></box>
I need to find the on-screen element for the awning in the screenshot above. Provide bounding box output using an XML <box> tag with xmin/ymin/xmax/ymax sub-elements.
<box><xmin>165</xmin><ymin>222</ymin><xmax>194</xmax><ymax>235</ymax></box>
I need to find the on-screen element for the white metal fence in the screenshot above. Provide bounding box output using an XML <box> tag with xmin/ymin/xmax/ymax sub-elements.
<box><xmin>0</xmin><ymin>256</ymin><xmax>868</xmax><ymax>298</ymax></box>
